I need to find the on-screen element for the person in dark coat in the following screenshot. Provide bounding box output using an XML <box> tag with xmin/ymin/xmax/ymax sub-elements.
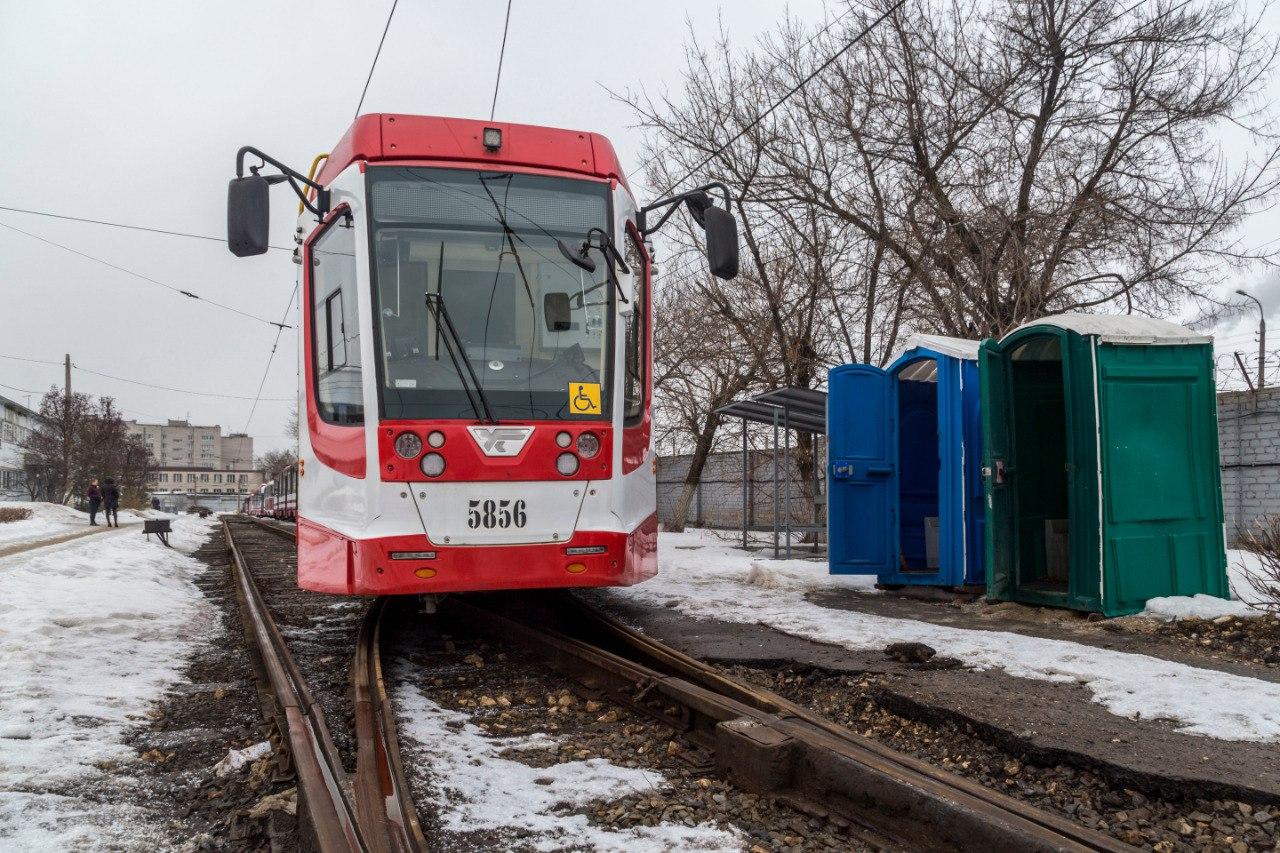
<box><xmin>102</xmin><ymin>478</ymin><xmax>121</xmax><ymax>527</ymax></box>
<box><xmin>86</xmin><ymin>479</ymin><xmax>102</xmax><ymax>526</ymax></box>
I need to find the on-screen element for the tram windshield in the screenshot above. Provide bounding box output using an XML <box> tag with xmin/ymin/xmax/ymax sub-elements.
<box><xmin>367</xmin><ymin>166</ymin><xmax>615</xmax><ymax>421</ymax></box>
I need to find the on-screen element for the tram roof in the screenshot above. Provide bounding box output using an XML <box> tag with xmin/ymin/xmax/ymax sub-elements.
<box><xmin>316</xmin><ymin>114</ymin><xmax>629</xmax><ymax>190</ymax></box>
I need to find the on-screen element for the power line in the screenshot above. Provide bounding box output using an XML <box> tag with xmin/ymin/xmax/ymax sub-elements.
<box><xmin>0</xmin><ymin>354</ymin><xmax>62</xmax><ymax>366</ymax></box>
<box><xmin>243</xmin><ymin>281</ymin><xmax>301</xmax><ymax>433</ymax></box>
<box><xmin>0</xmin><ymin>220</ymin><xmax>291</xmax><ymax>330</ymax></box>
<box><xmin>355</xmin><ymin>0</ymin><xmax>399</xmax><ymax>118</ymax></box>
<box><xmin>0</xmin><ymin>204</ymin><xmax>292</xmax><ymax>251</ymax></box>
<box><xmin>72</xmin><ymin>363</ymin><xmax>293</xmax><ymax>402</ymax></box>
<box><xmin>627</xmin><ymin>2</ymin><xmax>863</xmax><ymax>185</ymax></box>
<box><xmin>490</xmin><ymin>0</ymin><xmax>515</xmax><ymax>122</ymax></box>
<box><xmin>657</xmin><ymin>0</ymin><xmax>907</xmax><ymax>198</ymax></box>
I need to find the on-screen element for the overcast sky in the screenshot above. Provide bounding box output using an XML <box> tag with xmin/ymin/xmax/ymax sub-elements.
<box><xmin>1</xmin><ymin>0</ymin><xmax>1277</xmax><ymax>459</ymax></box>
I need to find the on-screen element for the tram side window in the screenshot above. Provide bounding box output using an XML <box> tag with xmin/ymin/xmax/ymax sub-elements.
<box><xmin>623</xmin><ymin>230</ymin><xmax>648</xmax><ymax>424</ymax></box>
<box><xmin>311</xmin><ymin>216</ymin><xmax>364</xmax><ymax>425</ymax></box>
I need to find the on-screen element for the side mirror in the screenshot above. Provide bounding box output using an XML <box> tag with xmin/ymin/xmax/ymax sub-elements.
<box><xmin>544</xmin><ymin>292</ymin><xmax>572</xmax><ymax>332</ymax></box>
<box><xmin>227</xmin><ymin>175</ymin><xmax>271</xmax><ymax>257</ymax></box>
<box><xmin>556</xmin><ymin>239</ymin><xmax>596</xmax><ymax>273</ymax></box>
<box><xmin>703</xmin><ymin>206</ymin><xmax>739</xmax><ymax>279</ymax></box>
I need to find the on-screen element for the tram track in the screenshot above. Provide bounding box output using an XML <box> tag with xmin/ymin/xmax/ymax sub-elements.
<box><xmin>223</xmin><ymin>516</ymin><xmax>427</xmax><ymax>852</ymax></box>
<box><xmin>226</xmin><ymin>514</ymin><xmax>1124</xmax><ymax>851</ymax></box>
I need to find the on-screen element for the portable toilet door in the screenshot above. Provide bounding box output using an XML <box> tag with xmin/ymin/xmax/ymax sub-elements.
<box><xmin>828</xmin><ymin>335</ymin><xmax>984</xmax><ymax>587</ymax></box>
<box><xmin>980</xmin><ymin>314</ymin><xmax>1228</xmax><ymax>616</ymax></box>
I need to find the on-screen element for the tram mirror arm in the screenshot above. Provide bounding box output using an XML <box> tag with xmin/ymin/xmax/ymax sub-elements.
<box><xmin>227</xmin><ymin>145</ymin><xmax>332</xmax><ymax>257</ymax></box>
<box><xmin>636</xmin><ymin>181</ymin><xmax>739</xmax><ymax>280</ymax></box>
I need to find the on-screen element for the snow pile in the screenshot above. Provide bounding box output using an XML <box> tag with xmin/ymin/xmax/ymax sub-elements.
<box><xmin>1140</xmin><ymin>549</ymin><xmax>1273</xmax><ymax>621</ymax></box>
<box><xmin>0</xmin><ymin>502</ymin><xmax>85</xmax><ymax>547</ymax></box>
<box><xmin>394</xmin><ymin>668</ymin><xmax>740</xmax><ymax>852</ymax></box>
<box><xmin>0</xmin><ymin>514</ymin><xmax>218</xmax><ymax>846</ymax></box>
<box><xmin>608</xmin><ymin>530</ymin><xmax>1280</xmax><ymax>743</ymax></box>
<box><xmin>660</xmin><ymin>530</ymin><xmax>879</xmax><ymax>595</ymax></box>
<box><xmin>213</xmin><ymin>741</ymin><xmax>272</xmax><ymax>778</ymax></box>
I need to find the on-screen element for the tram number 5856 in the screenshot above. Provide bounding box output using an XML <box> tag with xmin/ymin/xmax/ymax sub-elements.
<box><xmin>467</xmin><ymin>498</ymin><xmax>528</xmax><ymax>529</ymax></box>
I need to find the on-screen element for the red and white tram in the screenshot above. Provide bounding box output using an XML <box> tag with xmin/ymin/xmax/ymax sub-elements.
<box><xmin>227</xmin><ymin>114</ymin><xmax>737</xmax><ymax>595</ymax></box>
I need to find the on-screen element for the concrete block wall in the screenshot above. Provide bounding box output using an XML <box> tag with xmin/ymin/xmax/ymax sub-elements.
<box><xmin>657</xmin><ymin>448</ymin><xmax>824</xmax><ymax>530</ymax></box>
<box><xmin>659</xmin><ymin>387</ymin><xmax>1278</xmax><ymax>543</ymax></box>
<box><xmin>1219</xmin><ymin>386</ymin><xmax>1280</xmax><ymax>543</ymax></box>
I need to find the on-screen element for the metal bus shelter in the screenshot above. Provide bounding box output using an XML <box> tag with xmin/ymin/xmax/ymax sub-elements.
<box><xmin>715</xmin><ymin>388</ymin><xmax>827</xmax><ymax>558</ymax></box>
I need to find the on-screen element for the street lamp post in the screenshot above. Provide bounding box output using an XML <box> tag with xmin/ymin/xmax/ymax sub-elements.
<box><xmin>1236</xmin><ymin>289</ymin><xmax>1267</xmax><ymax>389</ymax></box>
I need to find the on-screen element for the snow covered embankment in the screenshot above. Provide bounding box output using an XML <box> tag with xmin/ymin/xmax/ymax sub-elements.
<box><xmin>609</xmin><ymin>531</ymin><xmax>1280</xmax><ymax>744</ymax></box>
<box><xmin>0</xmin><ymin>514</ymin><xmax>218</xmax><ymax>849</ymax></box>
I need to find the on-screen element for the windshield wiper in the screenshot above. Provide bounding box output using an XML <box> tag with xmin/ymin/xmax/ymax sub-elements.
<box><xmin>424</xmin><ymin>293</ymin><xmax>497</xmax><ymax>423</ymax></box>
<box><xmin>558</xmin><ymin>227</ymin><xmax>630</xmax><ymax>307</ymax></box>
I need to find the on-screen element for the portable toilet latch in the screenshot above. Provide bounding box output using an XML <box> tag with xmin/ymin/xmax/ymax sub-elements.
<box><xmin>831</xmin><ymin>461</ymin><xmax>853</xmax><ymax>480</ymax></box>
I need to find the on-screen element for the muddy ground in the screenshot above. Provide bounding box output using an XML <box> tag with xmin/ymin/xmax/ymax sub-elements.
<box><xmin>386</xmin><ymin>607</ymin><xmax>878</xmax><ymax>852</ymax></box>
<box><xmin>119</xmin><ymin>526</ymin><xmax>300</xmax><ymax>851</ymax></box>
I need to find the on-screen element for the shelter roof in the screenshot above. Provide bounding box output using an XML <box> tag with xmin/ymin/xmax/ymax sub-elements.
<box><xmin>716</xmin><ymin>387</ymin><xmax>827</xmax><ymax>434</ymax></box>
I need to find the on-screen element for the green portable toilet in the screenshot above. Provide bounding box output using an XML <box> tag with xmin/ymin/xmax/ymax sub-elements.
<box><xmin>979</xmin><ymin>314</ymin><xmax>1227</xmax><ymax>616</ymax></box>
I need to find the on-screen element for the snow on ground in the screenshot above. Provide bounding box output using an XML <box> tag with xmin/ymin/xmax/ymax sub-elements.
<box><xmin>0</xmin><ymin>501</ymin><xmax>156</xmax><ymax>550</ymax></box>
<box><xmin>0</xmin><ymin>502</ymin><xmax>86</xmax><ymax>547</ymax></box>
<box><xmin>1140</xmin><ymin>549</ymin><xmax>1274</xmax><ymax>620</ymax></box>
<box><xmin>0</xmin><ymin>513</ymin><xmax>219</xmax><ymax>849</ymax></box>
<box><xmin>607</xmin><ymin>530</ymin><xmax>1280</xmax><ymax>743</ymax></box>
<box><xmin>394</xmin><ymin>662</ymin><xmax>740</xmax><ymax>852</ymax></box>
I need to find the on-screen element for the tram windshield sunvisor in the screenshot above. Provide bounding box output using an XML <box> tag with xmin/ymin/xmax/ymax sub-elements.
<box><xmin>368</xmin><ymin>167</ymin><xmax>614</xmax><ymax>421</ymax></box>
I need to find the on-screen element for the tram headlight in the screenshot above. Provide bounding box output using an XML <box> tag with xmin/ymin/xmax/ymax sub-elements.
<box><xmin>427</xmin><ymin>430</ymin><xmax>446</xmax><ymax>448</ymax></box>
<box><xmin>555</xmin><ymin>431</ymin><xmax>572</xmax><ymax>448</ymax></box>
<box><xmin>394</xmin><ymin>432</ymin><xmax>423</xmax><ymax>459</ymax></box>
<box><xmin>576</xmin><ymin>432</ymin><xmax>600</xmax><ymax>458</ymax></box>
<box><xmin>556</xmin><ymin>452</ymin><xmax>579</xmax><ymax>476</ymax></box>
<box><xmin>420</xmin><ymin>453</ymin><xmax>446</xmax><ymax>477</ymax></box>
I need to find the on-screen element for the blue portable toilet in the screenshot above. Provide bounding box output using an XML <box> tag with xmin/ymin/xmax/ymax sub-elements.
<box><xmin>827</xmin><ymin>335</ymin><xmax>984</xmax><ymax>587</ymax></box>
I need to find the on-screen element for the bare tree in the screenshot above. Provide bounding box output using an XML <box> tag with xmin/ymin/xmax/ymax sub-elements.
<box><xmin>763</xmin><ymin>0</ymin><xmax>1280</xmax><ymax>335</ymax></box>
<box><xmin>256</xmin><ymin>448</ymin><xmax>297</xmax><ymax>479</ymax></box>
<box><xmin>22</xmin><ymin>390</ymin><xmax>153</xmax><ymax>504</ymax></box>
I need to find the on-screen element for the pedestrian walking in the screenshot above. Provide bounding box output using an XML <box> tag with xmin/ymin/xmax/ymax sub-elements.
<box><xmin>86</xmin><ymin>479</ymin><xmax>102</xmax><ymax>526</ymax></box>
<box><xmin>103</xmin><ymin>478</ymin><xmax>121</xmax><ymax>527</ymax></box>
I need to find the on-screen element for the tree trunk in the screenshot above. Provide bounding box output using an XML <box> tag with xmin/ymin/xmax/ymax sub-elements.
<box><xmin>666</xmin><ymin>416</ymin><xmax>720</xmax><ymax>533</ymax></box>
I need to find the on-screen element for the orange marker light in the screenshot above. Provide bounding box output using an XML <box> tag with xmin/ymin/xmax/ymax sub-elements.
<box><xmin>565</xmin><ymin>562</ymin><xmax>587</xmax><ymax>574</ymax></box>
<box><xmin>414</xmin><ymin>567</ymin><xmax>437</xmax><ymax>579</ymax></box>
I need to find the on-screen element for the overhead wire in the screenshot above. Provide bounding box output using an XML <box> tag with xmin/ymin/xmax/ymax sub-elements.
<box><xmin>626</xmin><ymin>1</ymin><xmax>863</xmax><ymax>185</ymax></box>
<box><xmin>0</xmin><ymin>204</ymin><xmax>292</xmax><ymax>251</ymax></box>
<box><xmin>489</xmin><ymin>0</ymin><xmax>515</xmax><ymax>121</ymax></box>
<box><xmin>655</xmin><ymin>0</ymin><xmax>908</xmax><ymax>198</ymax></box>
<box><xmin>0</xmin><ymin>220</ymin><xmax>291</xmax><ymax>330</ymax></box>
<box><xmin>242</xmin><ymin>281</ymin><xmax>301</xmax><ymax>433</ymax></box>
<box><xmin>355</xmin><ymin>0</ymin><xmax>400</xmax><ymax>118</ymax></box>
<box><xmin>72</xmin><ymin>363</ymin><xmax>294</xmax><ymax>402</ymax></box>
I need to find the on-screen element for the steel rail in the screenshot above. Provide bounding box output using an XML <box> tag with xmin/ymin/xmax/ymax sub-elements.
<box><xmin>451</xmin><ymin>592</ymin><xmax>1129</xmax><ymax>853</ymax></box>
<box><xmin>222</xmin><ymin>518</ymin><xmax>364</xmax><ymax>851</ymax></box>
<box><xmin>230</xmin><ymin>515</ymin><xmax>427</xmax><ymax>853</ymax></box>
<box><xmin>352</xmin><ymin>598</ymin><xmax>430</xmax><ymax>852</ymax></box>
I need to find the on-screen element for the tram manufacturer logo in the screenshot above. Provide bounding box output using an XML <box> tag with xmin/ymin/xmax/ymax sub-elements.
<box><xmin>467</xmin><ymin>426</ymin><xmax>534</xmax><ymax>457</ymax></box>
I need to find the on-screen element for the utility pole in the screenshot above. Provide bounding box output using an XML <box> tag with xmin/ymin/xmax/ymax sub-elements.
<box><xmin>63</xmin><ymin>353</ymin><xmax>71</xmax><ymax>505</ymax></box>
<box><xmin>1236</xmin><ymin>290</ymin><xmax>1267</xmax><ymax>389</ymax></box>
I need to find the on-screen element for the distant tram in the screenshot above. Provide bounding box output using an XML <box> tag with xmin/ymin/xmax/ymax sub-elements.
<box><xmin>227</xmin><ymin>114</ymin><xmax>737</xmax><ymax>595</ymax></box>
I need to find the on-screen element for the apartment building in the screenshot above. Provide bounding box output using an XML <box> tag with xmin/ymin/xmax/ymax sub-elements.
<box><xmin>125</xmin><ymin>419</ymin><xmax>255</xmax><ymax>469</ymax></box>
<box><xmin>149</xmin><ymin>466</ymin><xmax>264</xmax><ymax>497</ymax></box>
<box><xmin>0</xmin><ymin>394</ymin><xmax>41</xmax><ymax>500</ymax></box>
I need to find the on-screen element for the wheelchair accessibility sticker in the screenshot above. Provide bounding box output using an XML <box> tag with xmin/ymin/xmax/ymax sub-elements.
<box><xmin>569</xmin><ymin>382</ymin><xmax>601</xmax><ymax>415</ymax></box>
